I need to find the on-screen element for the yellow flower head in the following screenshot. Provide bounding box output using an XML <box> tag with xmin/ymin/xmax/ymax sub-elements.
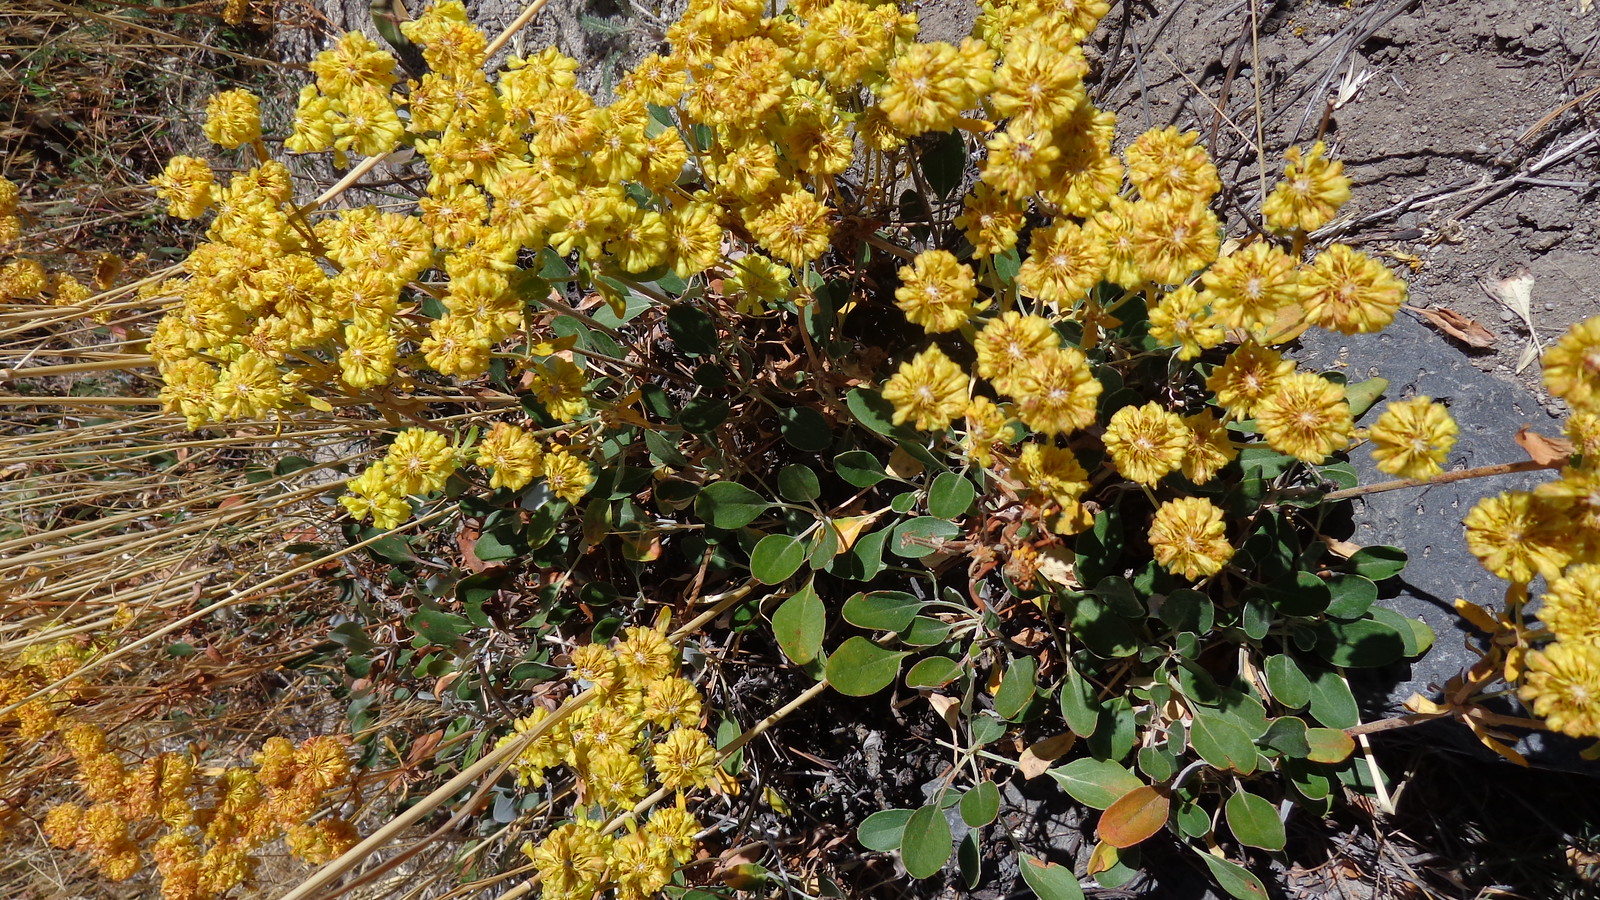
<box><xmin>1539</xmin><ymin>564</ymin><xmax>1600</xmax><ymax>644</ymax></box>
<box><xmin>1148</xmin><ymin>496</ymin><xmax>1234</xmax><ymax>580</ymax></box>
<box><xmin>1542</xmin><ymin>315</ymin><xmax>1600</xmax><ymax>411</ymax></box>
<box><xmin>203</xmin><ymin>89</ymin><xmax>263</xmax><ymax>149</ymax></box>
<box><xmin>955</xmin><ymin>183</ymin><xmax>1026</xmax><ymax>257</ymax></box>
<box><xmin>1130</xmin><ymin>196</ymin><xmax>1220</xmax><ymax>285</ymax></box>
<box><xmin>962</xmin><ymin>396</ymin><xmax>1016</xmax><ymax>467</ymax></box>
<box><xmin>1519</xmin><ymin>641</ymin><xmax>1600</xmax><ymax>738</ymax></box>
<box><xmin>1300</xmin><ymin>244</ymin><xmax>1406</xmax><ymax>335</ymax></box>
<box><xmin>1368</xmin><ymin>396</ymin><xmax>1458</xmax><ymax>479</ymax></box>
<box><xmin>895</xmin><ymin>249</ymin><xmax>983</xmax><ymax>333</ymax></box>
<box><xmin>1017</xmin><ymin>218</ymin><xmax>1107</xmax><ymax>306</ymax></box>
<box><xmin>982</xmin><ymin>127</ymin><xmax>1061</xmax><ymax>200</ymax></box>
<box><xmin>308</xmin><ymin>30</ymin><xmax>399</xmax><ymax>96</ymax></box>
<box><xmin>652</xmin><ymin>727</ymin><xmax>719</xmax><ymax>791</ymax></box>
<box><xmin>1254</xmin><ymin>372</ymin><xmax>1353</xmax><ymax>463</ymax></box>
<box><xmin>1262</xmin><ymin>141</ymin><xmax>1351</xmax><ymax>232</ymax></box>
<box><xmin>151</xmin><ymin>156</ymin><xmax>216</xmax><ymax>220</ymax></box>
<box><xmin>1125</xmin><ymin>126</ymin><xmax>1220</xmax><ymax>202</ymax></box>
<box><xmin>643</xmin><ymin>676</ymin><xmax>704</xmax><ymax>730</ymax></box>
<box><xmin>989</xmin><ymin>41</ymin><xmax>1087</xmax><ymax>131</ymax></box>
<box><xmin>747</xmin><ymin>186</ymin><xmax>832</xmax><ymax>268</ymax></box>
<box><xmin>645</xmin><ymin>804</ymin><xmax>702</xmax><ymax>865</ymax></box>
<box><xmin>1013</xmin><ymin>443</ymin><xmax>1089</xmax><ymax>511</ymax></box>
<box><xmin>542</xmin><ymin>446</ymin><xmax>595</xmax><ymax>504</ymax></box>
<box><xmin>385</xmin><ymin>428</ymin><xmax>458</xmax><ymax>496</ymax></box>
<box><xmin>1006</xmin><ymin>346</ymin><xmax>1102</xmax><ymax>437</ymax></box>
<box><xmin>1200</xmin><ymin>240</ymin><xmax>1300</xmax><ymax>336</ymax></box>
<box><xmin>974</xmin><ymin>311</ymin><xmax>1060</xmax><ymax>389</ymax></box>
<box><xmin>1153</xmin><ymin>414</ymin><xmax>1219</xmax><ymax>490</ymax></box>
<box><xmin>1205</xmin><ymin>341</ymin><xmax>1295</xmax><ymax>419</ymax></box>
<box><xmin>1103</xmin><ymin>402</ymin><xmax>1191</xmax><ymax>486</ymax></box>
<box><xmin>615</xmin><ymin>624</ymin><xmax>677</xmax><ymax>685</ymax></box>
<box><xmin>476</xmin><ymin>422</ymin><xmax>544</xmax><ymax>491</ymax></box>
<box><xmin>877</xmin><ymin>38</ymin><xmax>996</xmax><ymax>136</ymax></box>
<box><xmin>1464</xmin><ymin>491</ymin><xmax>1574</xmax><ymax>585</ymax></box>
<box><xmin>1147</xmin><ymin>284</ymin><xmax>1224</xmax><ymax>360</ymax></box>
<box><xmin>882</xmin><ymin>345</ymin><xmax>971</xmax><ymax>433</ymax></box>
<box><xmin>525</xmin><ymin>822</ymin><xmax>611</xmax><ymax>899</ymax></box>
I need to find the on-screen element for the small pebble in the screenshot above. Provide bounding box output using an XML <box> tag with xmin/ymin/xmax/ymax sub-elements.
<box><xmin>1499</xmin><ymin>309</ymin><xmax>1516</xmax><ymax>322</ymax></box>
<box><xmin>1545</xmin><ymin>302</ymin><xmax>1556</xmax><ymax>311</ymax></box>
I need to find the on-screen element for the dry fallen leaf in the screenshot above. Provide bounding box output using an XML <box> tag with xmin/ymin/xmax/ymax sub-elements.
<box><xmin>1407</xmin><ymin>304</ymin><xmax>1496</xmax><ymax>349</ymax></box>
<box><xmin>1018</xmin><ymin>732</ymin><xmax>1076</xmax><ymax>779</ymax></box>
<box><xmin>1478</xmin><ymin>268</ymin><xmax>1543</xmax><ymax>373</ymax></box>
<box><xmin>1034</xmin><ymin>545</ymin><xmax>1077</xmax><ymax>587</ymax></box>
<box><xmin>926</xmin><ymin>693</ymin><xmax>961</xmax><ymax>729</ymax></box>
<box><xmin>1514</xmin><ymin>424</ymin><xmax>1573</xmax><ymax>466</ymax></box>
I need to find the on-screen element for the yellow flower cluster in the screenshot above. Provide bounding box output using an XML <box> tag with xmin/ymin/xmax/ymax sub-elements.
<box><xmin>39</xmin><ymin>716</ymin><xmax>360</xmax><ymax>899</ymax></box>
<box><xmin>501</xmin><ymin>626</ymin><xmax>717</xmax><ymax>900</ymax></box>
<box><xmin>0</xmin><ymin>176</ymin><xmax>93</xmax><ymax>304</ymax></box>
<box><xmin>1456</xmin><ymin>315</ymin><xmax>1600</xmax><ymax>737</ymax></box>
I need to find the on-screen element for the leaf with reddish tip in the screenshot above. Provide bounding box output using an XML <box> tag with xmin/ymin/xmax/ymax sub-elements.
<box><xmin>1096</xmin><ymin>784</ymin><xmax>1170</xmax><ymax>849</ymax></box>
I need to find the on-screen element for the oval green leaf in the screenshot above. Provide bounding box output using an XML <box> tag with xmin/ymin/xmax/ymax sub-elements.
<box><xmin>900</xmin><ymin>804</ymin><xmax>953</xmax><ymax>879</ymax></box>
<box><xmin>1305</xmin><ymin>727</ymin><xmax>1356</xmax><ymax>763</ymax></box>
<box><xmin>842</xmin><ymin>590</ymin><xmax>923</xmax><ymax>631</ymax></box>
<box><xmin>960</xmin><ymin>780</ymin><xmax>1001</xmax><ymax>827</ymax></box>
<box><xmin>751</xmin><ymin>534</ymin><xmax>807</xmax><ymax>585</ymax></box>
<box><xmin>1059</xmin><ymin>661</ymin><xmax>1101</xmax><ymax>738</ymax></box>
<box><xmin>835</xmin><ymin>449</ymin><xmax>888</xmax><ymax>487</ymax></box>
<box><xmin>927</xmin><ymin>471</ymin><xmax>976</xmax><ymax>519</ymax></box>
<box><xmin>1225</xmin><ymin>789</ymin><xmax>1286</xmax><ymax>851</ymax></box>
<box><xmin>1323</xmin><ymin>573</ymin><xmax>1378</xmax><ymax>619</ymax></box>
<box><xmin>857</xmin><ymin>808</ymin><xmax>914</xmax><ymax>851</ymax></box>
<box><xmin>1347</xmin><ymin>545</ymin><xmax>1407</xmax><ymax>581</ymax></box>
<box><xmin>1189</xmin><ymin>710</ymin><xmax>1258</xmax><ymax>775</ymax></box>
<box><xmin>1306</xmin><ymin>667</ymin><xmax>1360</xmax><ymax>729</ymax></box>
<box><xmin>1264</xmin><ymin>654</ymin><xmax>1312</xmax><ymax>709</ymax></box>
<box><xmin>890</xmin><ymin>516</ymin><xmax>962</xmax><ymax>558</ymax></box>
<box><xmin>994</xmin><ymin>657</ymin><xmax>1038</xmax><ymax>721</ymax></box>
<box><xmin>826</xmin><ymin>636</ymin><xmax>907</xmax><ymax>696</ymax></box>
<box><xmin>695</xmin><ymin>481</ymin><xmax>770</xmax><ymax>530</ymax></box>
<box><xmin>905</xmin><ymin>656</ymin><xmax>963</xmax><ymax>689</ymax></box>
<box><xmin>1196</xmin><ymin>848</ymin><xmax>1270</xmax><ymax>900</ymax></box>
<box><xmin>777</xmin><ymin>464</ymin><xmax>822</xmax><ymax>503</ymax></box>
<box><xmin>1019</xmin><ymin>853</ymin><xmax>1086</xmax><ymax>900</ymax></box>
<box><xmin>771</xmin><ymin>582</ymin><xmax>825</xmax><ymax>666</ymax></box>
<box><xmin>1048</xmin><ymin>758</ymin><xmax>1142</xmax><ymax>810</ymax></box>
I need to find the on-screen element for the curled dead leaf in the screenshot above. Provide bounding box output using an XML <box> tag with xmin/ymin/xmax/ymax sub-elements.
<box><xmin>1018</xmin><ymin>732</ymin><xmax>1076</xmax><ymax>779</ymax></box>
<box><xmin>1407</xmin><ymin>304</ymin><xmax>1496</xmax><ymax>349</ymax></box>
<box><xmin>1514</xmin><ymin>425</ymin><xmax>1572</xmax><ymax>466</ymax></box>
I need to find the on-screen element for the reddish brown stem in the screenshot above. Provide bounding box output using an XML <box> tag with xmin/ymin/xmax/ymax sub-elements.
<box><xmin>1322</xmin><ymin>459</ymin><xmax>1559</xmax><ymax>503</ymax></box>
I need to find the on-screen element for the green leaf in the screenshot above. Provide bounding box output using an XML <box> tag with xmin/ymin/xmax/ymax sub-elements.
<box><xmin>835</xmin><ymin>449</ymin><xmax>888</xmax><ymax>487</ymax></box>
<box><xmin>969</xmin><ymin>713</ymin><xmax>1006</xmax><ymax>746</ymax></box>
<box><xmin>1261</xmin><ymin>716</ymin><xmax>1311</xmax><ymax>758</ymax></box>
<box><xmin>1059</xmin><ymin>661</ymin><xmax>1101</xmax><ymax>738</ymax></box>
<box><xmin>958</xmin><ymin>828</ymin><xmax>982</xmax><ymax>889</ymax></box>
<box><xmin>779</xmin><ymin>406</ymin><xmax>832</xmax><ymax>451</ymax></box>
<box><xmin>695</xmin><ymin>481</ymin><xmax>771</xmax><ymax>530</ymax></box>
<box><xmin>751</xmin><ymin>534</ymin><xmax>807</xmax><ymax>585</ymax></box>
<box><xmin>1225</xmin><ymin>789</ymin><xmax>1286</xmax><ymax>850</ymax></box>
<box><xmin>1137</xmin><ymin>745</ymin><xmax>1174</xmax><ymax>782</ymax></box>
<box><xmin>857</xmin><ymin>808</ymin><xmax>914</xmax><ymax>851</ymax></box>
<box><xmin>1344</xmin><ymin>376</ymin><xmax>1388</xmax><ymax>419</ymax></box>
<box><xmin>1347</xmin><ymin>545</ymin><xmax>1407</xmax><ymax>581</ymax></box>
<box><xmin>960</xmin><ymin>781</ymin><xmax>1001</xmax><ymax>827</ymax></box>
<box><xmin>919</xmin><ymin>129</ymin><xmax>967</xmax><ymax>198</ymax></box>
<box><xmin>778</xmin><ymin>464</ymin><xmax>822</xmax><ymax>503</ymax></box>
<box><xmin>847</xmin><ymin>387</ymin><xmax>903</xmax><ymax>438</ymax></box>
<box><xmin>410</xmin><ymin>608</ymin><xmax>471</xmax><ymax>645</ymax></box>
<box><xmin>1019</xmin><ymin>853</ymin><xmax>1085</xmax><ymax>900</ymax></box>
<box><xmin>826</xmin><ymin>637</ymin><xmax>907</xmax><ymax>696</ymax></box>
<box><xmin>1068</xmin><ymin>595</ymin><xmax>1139</xmax><ymax>658</ymax></box>
<box><xmin>900</xmin><ymin>616</ymin><xmax>952</xmax><ymax>646</ymax></box>
<box><xmin>900</xmin><ymin>804</ymin><xmax>953</xmax><ymax>878</ymax></box>
<box><xmin>927</xmin><ymin>471</ymin><xmax>976</xmax><ymax>519</ymax></box>
<box><xmin>1369</xmin><ymin>605</ymin><xmax>1432</xmax><ymax>657</ymax></box>
<box><xmin>1324</xmin><ymin>573</ymin><xmax>1378</xmax><ymax>619</ymax></box>
<box><xmin>1306</xmin><ymin>667</ymin><xmax>1360</xmax><ymax>729</ymax></box>
<box><xmin>1074</xmin><ymin>508</ymin><xmax>1125</xmax><ymax>585</ymax></box>
<box><xmin>1158</xmin><ymin>589</ymin><xmax>1214</xmax><ymax>633</ymax></box>
<box><xmin>1305</xmin><ymin>727</ymin><xmax>1356</xmax><ymax>764</ymax></box>
<box><xmin>666</xmin><ymin>304</ymin><xmax>718</xmax><ymax>356</ymax></box>
<box><xmin>1196</xmin><ymin>849</ymin><xmax>1270</xmax><ymax>900</ymax></box>
<box><xmin>1048</xmin><ymin>758</ymin><xmax>1142</xmax><ymax>810</ymax></box>
<box><xmin>1189</xmin><ymin>710</ymin><xmax>1258</xmax><ymax>774</ymax></box>
<box><xmin>905</xmin><ymin>656</ymin><xmax>963</xmax><ymax>689</ymax></box>
<box><xmin>678</xmin><ymin>397</ymin><xmax>729</xmax><ymax>433</ymax></box>
<box><xmin>771</xmin><ymin>581</ymin><xmax>825</xmax><ymax>666</ymax></box>
<box><xmin>1315</xmin><ymin>617</ymin><xmax>1405</xmax><ymax>667</ymax></box>
<box><xmin>891</xmin><ymin>516</ymin><xmax>962</xmax><ymax>558</ymax></box>
<box><xmin>994</xmin><ymin>657</ymin><xmax>1038</xmax><ymax>721</ymax></box>
<box><xmin>1264</xmin><ymin>654</ymin><xmax>1312</xmax><ymax>709</ymax></box>
<box><xmin>852</xmin><ymin>528</ymin><xmax>890</xmax><ymax>579</ymax></box>
<box><xmin>842</xmin><ymin>590</ymin><xmax>923</xmax><ymax>631</ymax></box>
